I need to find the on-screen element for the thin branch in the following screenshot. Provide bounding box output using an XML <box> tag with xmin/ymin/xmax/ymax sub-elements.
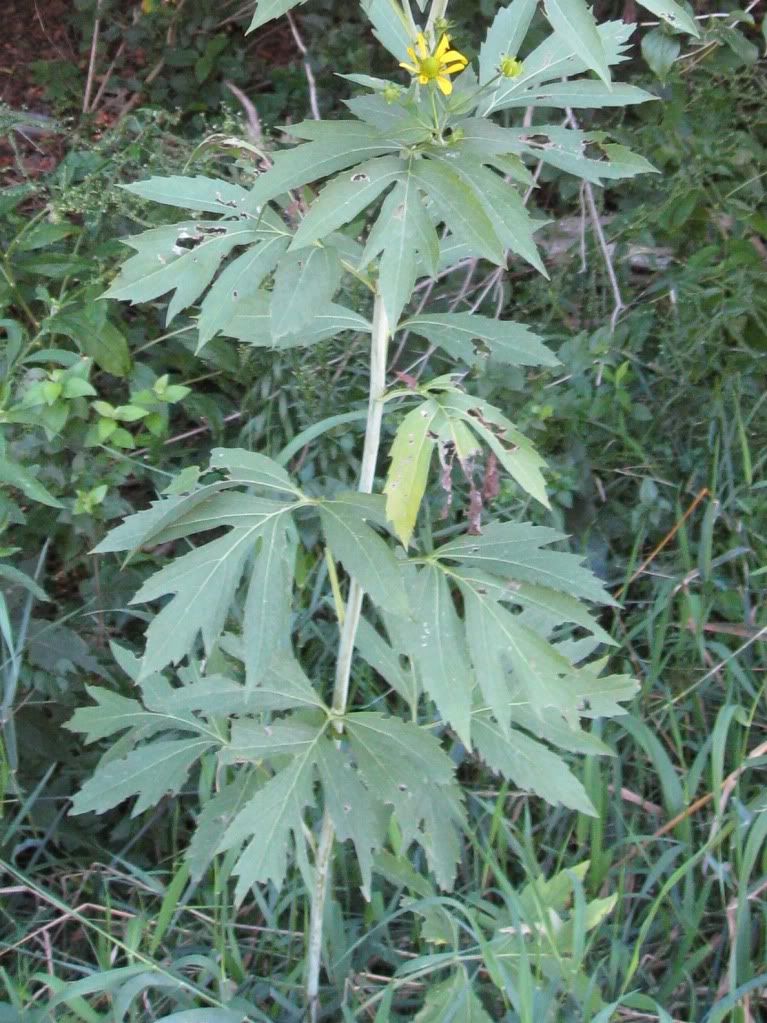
<box><xmin>82</xmin><ymin>0</ymin><xmax>103</xmax><ymax>115</ymax></box>
<box><xmin>287</xmin><ymin>12</ymin><xmax>321</xmax><ymax>121</ymax></box>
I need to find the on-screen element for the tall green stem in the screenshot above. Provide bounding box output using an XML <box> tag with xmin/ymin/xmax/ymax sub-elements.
<box><xmin>305</xmin><ymin>293</ymin><xmax>391</xmax><ymax>1021</ymax></box>
<box><xmin>425</xmin><ymin>0</ymin><xmax>450</xmax><ymax>36</ymax></box>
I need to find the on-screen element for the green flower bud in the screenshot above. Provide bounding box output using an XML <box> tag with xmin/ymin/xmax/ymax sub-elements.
<box><xmin>499</xmin><ymin>55</ymin><xmax>523</xmax><ymax>78</ymax></box>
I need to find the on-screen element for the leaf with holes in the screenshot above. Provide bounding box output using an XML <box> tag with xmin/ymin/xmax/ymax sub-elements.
<box><xmin>315</xmin><ymin>739</ymin><xmax>388</xmax><ymax>899</ymax></box>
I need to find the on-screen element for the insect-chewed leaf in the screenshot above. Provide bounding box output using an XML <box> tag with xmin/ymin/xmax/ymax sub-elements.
<box><xmin>397</xmin><ymin>564</ymin><xmax>473</xmax><ymax>748</ymax></box>
<box><xmin>434</xmin><ymin>521</ymin><xmax>615</xmax><ymax>605</ymax></box>
<box><xmin>415</xmin><ymin>968</ymin><xmax>494</xmax><ymax>1022</ymax></box>
<box><xmin>636</xmin><ymin>0</ymin><xmax>699</xmax><ymax>37</ymax></box>
<box><xmin>344</xmin><ymin>712</ymin><xmax>456</xmax><ymax>831</ymax></box>
<box><xmin>217</xmin><ymin>754</ymin><xmax>317</xmax><ymax>902</ymax></box>
<box><xmin>315</xmin><ymin>740</ymin><xmax>388</xmax><ymax>900</ymax></box>
<box><xmin>245</xmin><ymin>133</ymin><xmax>398</xmax><ymax>210</ymax></box>
<box><xmin>384</xmin><ymin>400</ymin><xmax>441</xmax><ymax>548</ymax></box>
<box><xmin>271</xmin><ymin>246</ymin><xmax>342</xmax><ymax>338</ymax></box>
<box><xmin>197</xmin><ymin>234</ymin><xmax>290</xmax><ymax>348</ymax></box>
<box><xmin>70</xmin><ymin>738</ymin><xmax>215</xmax><ymax>817</ymax></box>
<box><xmin>473</xmin><ymin>712</ymin><xmax>596</xmax><ymax>815</ymax></box>
<box><xmin>435</xmin><ymin>389</ymin><xmax>549</xmax><ymax>507</ymax></box>
<box><xmin>121</xmin><ymin>176</ymin><xmax>253</xmax><ymax>216</ymax></box>
<box><xmin>103</xmin><ymin>221</ymin><xmax>263</xmax><ymax>325</ymax></box>
<box><xmin>319</xmin><ymin>497</ymin><xmax>408</xmax><ymax>615</ymax></box>
<box><xmin>402</xmin><ymin>312</ymin><xmax>558</xmax><ymax>368</ymax></box>
<box><xmin>291</xmin><ymin>156</ymin><xmax>403</xmax><ymax>251</ymax></box>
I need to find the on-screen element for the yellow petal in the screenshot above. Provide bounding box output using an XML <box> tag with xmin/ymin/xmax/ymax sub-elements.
<box><xmin>399</xmin><ymin>61</ymin><xmax>418</xmax><ymax>73</ymax></box>
<box><xmin>443</xmin><ymin>62</ymin><xmax>467</xmax><ymax>74</ymax></box>
<box><xmin>436</xmin><ymin>75</ymin><xmax>453</xmax><ymax>95</ymax></box>
<box><xmin>418</xmin><ymin>73</ymin><xmax>429</xmax><ymax>85</ymax></box>
<box><xmin>435</xmin><ymin>34</ymin><xmax>450</xmax><ymax>58</ymax></box>
<box><xmin>406</xmin><ymin>47</ymin><xmax>417</xmax><ymax>61</ymax></box>
<box><xmin>416</xmin><ymin>33</ymin><xmax>428</xmax><ymax>58</ymax></box>
<box><xmin>442</xmin><ymin>49</ymin><xmax>467</xmax><ymax>65</ymax></box>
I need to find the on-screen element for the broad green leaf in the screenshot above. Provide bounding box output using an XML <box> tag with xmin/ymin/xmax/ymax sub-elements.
<box><xmin>122</xmin><ymin>176</ymin><xmax>253</xmax><ymax>215</ymax></box>
<box><xmin>131</xmin><ymin>502</ymin><xmax>295</xmax><ymax>677</ymax></box>
<box><xmin>400</xmin><ymin>565</ymin><xmax>473</xmax><ymax>747</ymax></box>
<box><xmin>187</xmin><ymin>775</ymin><xmax>258</xmax><ymax>880</ymax></box>
<box><xmin>222</xmin><ymin>716</ymin><xmax>323</xmax><ymax>762</ymax></box>
<box><xmin>271</xmin><ymin>246</ymin><xmax>341</xmax><ymax>338</ymax></box>
<box><xmin>247</xmin><ymin>0</ymin><xmax>305</xmax><ymax>31</ymax></box>
<box><xmin>453</xmin><ymin>565</ymin><xmax>614</xmax><ymax>645</ymax></box>
<box><xmin>344</xmin><ymin>712</ymin><xmax>456</xmax><ymax>830</ymax></box>
<box><xmin>384</xmin><ymin>400</ymin><xmax>441</xmax><ymax>547</ymax></box>
<box><xmin>544</xmin><ymin>0</ymin><xmax>611</xmax><ymax>86</ymax></box>
<box><xmin>354</xmin><ymin>616</ymin><xmax>415</xmax><ymax>703</ymax></box>
<box><xmin>319</xmin><ymin>498</ymin><xmax>408</xmax><ymax>615</ymax></box>
<box><xmin>481</xmin><ymin>20</ymin><xmax>634</xmax><ymax>115</ymax></box>
<box><xmin>402</xmin><ymin>313</ymin><xmax>558</xmax><ymax>368</ymax></box>
<box><xmin>415</xmin><ymin>970</ymin><xmax>493</xmax><ymax>1022</ymax></box>
<box><xmin>209</xmin><ymin>447</ymin><xmax>297</xmax><ymax>495</ymax></box>
<box><xmin>65</xmin><ymin>685</ymin><xmax>198</xmax><ymax>744</ymax></box>
<box><xmin>637</xmin><ymin>0</ymin><xmax>699</xmax><ymax>37</ymax></box>
<box><xmin>218</xmin><ymin>754</ymin><xmax>316</xmax><ymax>901</ymax></box>
<box><xmin>460</xmin><ymin>583</ymin><xmax>515</xmax><ymax>734</ymax></box>
<box><xmin>315</xmin><ymin>740</ymin><xmax>388</xmax><ymax>899</ymax></box>
<box><xmin>92</xmin><ymin>484</ymin><xmax>232</xmax><ymax>553</ymax></box>
<box><xmin>148</xmin><ymin>493</ymin><xmax>292</xmax><ymax>546</ymax></box>
<box><xmin>197</xmin><ymin>234</ymin><xmax>290</xmax><ymax>347</ymax></box>
<box><xmin>571</xmin><ymin>664</ymin><xmax>639</xmax><ymax>717</ymax></box>
<box><xmin>377</xmin><ymin>177</ymin><xmax>421</xmax><ymax>328</ymax></box>
<box><xmin>290</xmin><ymin>156</ymin><xmax>403</xmax><ymax>250</ymax></box>
<box><xmin>361</xmin><ymin>0</ymin><xmax>412</xmax><ymax>62</ymax></box>
<box><xmin>50</xmin><ymin>309</ymin><xmax>132</xmax><ymax>376</ymax></box>
<box><xmin>245</xmin><ymin>135</ymin><xmax>398</xmax><ymax>210</ymax></box>
<box><xmin>473</xmin><ymin>713</ymin><xmax>596</xmax><ymax>815</ymax></box>
<box><xmin>466</xmin><ymin>590</ymin><xmax>580</xmax><ymax>719</ymax></box>
<box><xmin>435</xmin><ymin>521</ymin><xmax>614</xmax><ymax>605</ymax></box>
<box><xmin>346</xmin><ymin>94</ymin><xmax>434</xmax><ymax>145</ymax></box>
<box><xmin>70</xmin><ymin>738</ymin><xmax>214</xmax><ymax>816</ymax></box>
<box><xmin>0</xmin><ymin>456</ymin><xmax>62</xmax><ymax>508</ymax></box>
<box><xmin>222</xmin><ymin>294</ymin><xmax>371</xmax><ymax>347</ymax></box>
<box><xmin>500</xmin><ymin>80</ymin><xmax>656</xmax><ymax>110</ymax></box>
<box><xmin>411</xmin><ymin>160</ymin><xmax>506</xmax><ymax>266</ymax></box>
<box><xmin>243</xmin><ymin>513</ymin><xmax>295</xmax><ymax>687</ymax></box>
<box><xmin>641</xmin><ymin>28</ymin><xmax>681</xmax><ymax>82</ymax></box>
<box><xmin>479</xmin><ymin>0</ymin><xmax>538</xmax><ymax>85</ymax></box>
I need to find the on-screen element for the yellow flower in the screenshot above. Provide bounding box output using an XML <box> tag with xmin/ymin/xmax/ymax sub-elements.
<box><xmin>399</xmin><ymin>33</ymin><xmax>469</xmax><ymax>96</ymax></box>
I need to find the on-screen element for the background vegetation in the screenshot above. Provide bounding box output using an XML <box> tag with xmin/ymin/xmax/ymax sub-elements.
<box><xmin>1</xmin><ymin>1</ymin><xmax>765</xmax><ymax>1020</ymax></box>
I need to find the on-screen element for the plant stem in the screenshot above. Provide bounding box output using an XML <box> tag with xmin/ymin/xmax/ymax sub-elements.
<box><xmin>425</xmin><ymin>0</ymin><xmax>450</xmax><ymax>37</ymax></box>
<box><xmin>305</xmin><ymin>293</ymin><xmax>391</xmax><ymax>1021</ymax></box>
